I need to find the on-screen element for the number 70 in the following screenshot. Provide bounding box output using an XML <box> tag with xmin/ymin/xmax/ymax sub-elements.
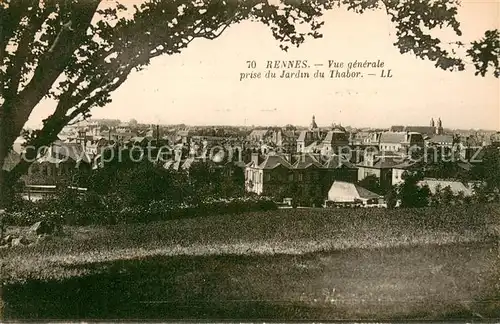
<box><xmin>246</xmin><ymin>60</ymin><xmax>256</xmax><ymax>69</ymax></box>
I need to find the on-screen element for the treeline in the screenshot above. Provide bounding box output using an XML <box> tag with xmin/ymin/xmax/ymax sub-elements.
<box><xmin>5</xmin><ymin>159</ymin><xmax>276</xmax><ymax>226</ymax></box>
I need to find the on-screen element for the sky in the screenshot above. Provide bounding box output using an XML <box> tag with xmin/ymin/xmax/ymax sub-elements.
<box><xmin>26</xmin><ymin>0</ymin><xmax>499</xmax><ymax>130</ymax></box>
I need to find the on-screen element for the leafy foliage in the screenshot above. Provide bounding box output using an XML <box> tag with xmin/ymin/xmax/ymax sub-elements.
<box><xmin>467</xmin><ymin>30</ymin><xmax>500</xmax><ymax>77</ymax></box>
<box><xmin>384</xmin><ymin>186</ymin><xmax>398</xmax><ymax>209</ymax></box>
<box><xmin>395</xmin><ymin>170</ymin><xmax>431</xmax><ymax>208</ymax></box>
<box><xmin>357</xmin><ymin>174</ymin><xmax>383</xmax><ymax>194</ymax></box>
<box><xmin>5</xmin><ymin>194</ymin><xmax>277</xmax><ymax>226</ymax></box>
<box><xmin>470</xmin><ymin>147</ymin><xmax>500</xmax><ymax>202</ymax></box>
<box><xmin>428</xmin><ymin>184</ymin><xmax>467</xmax><ymax>206</ymax></box>
<box><xmin>423</xmin><ymin>159</ymin><xmax>471</xmax><ymax>181</ymax></box>
<box><xmin>471</xmin><ymin>147</ymin><xmax>500</xmax><ymax>191</ymax></box>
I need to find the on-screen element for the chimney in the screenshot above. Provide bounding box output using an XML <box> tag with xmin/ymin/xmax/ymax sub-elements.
<box><xmin>251</xmin><ymin>152</ymin><xmax>260</xmax><ymax>166</ymax></box>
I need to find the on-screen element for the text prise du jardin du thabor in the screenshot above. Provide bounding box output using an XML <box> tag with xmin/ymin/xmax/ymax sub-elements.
<box><xmin>239</xmin><ymin>59</ymin><xmax>392</xmax><ymax>81</ymax></box>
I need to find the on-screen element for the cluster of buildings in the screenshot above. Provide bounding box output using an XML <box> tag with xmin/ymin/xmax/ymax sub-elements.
<box><xmin>243</xmin><ymin>115</ymin><xmax>498</xmax><ymax>206</ymax></box>
<box><xmin>3</xmin><ymin>116</ymin><xmax>499</xmax><ymax>206</ymax></box>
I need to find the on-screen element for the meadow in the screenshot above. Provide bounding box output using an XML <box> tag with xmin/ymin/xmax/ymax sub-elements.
<box><xmin>1</xmin><ymin>204</ymin><xmax>499</xmax><ymax>319</ymax></box>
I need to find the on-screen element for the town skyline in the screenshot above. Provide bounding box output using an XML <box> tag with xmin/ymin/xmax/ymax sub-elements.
<box><xmin>25</xmin><ymin>0</ymin><xmax>499</xmax><ymax>131</ymax></box>
<box><xmin>65</xmin><ymin>115</ymin><xmax>498</xmax><ymax>133</ymax></box>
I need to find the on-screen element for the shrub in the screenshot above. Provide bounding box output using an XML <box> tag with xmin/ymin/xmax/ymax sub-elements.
<box><xmin>5</xmin><ymin>196</ymin><xmax>277</xmax><ymax>226</ymax></box>
<box><xmin>113</xmin><ymin>197</ymin><xmax>277</xmax><ymax>224</ymax></box>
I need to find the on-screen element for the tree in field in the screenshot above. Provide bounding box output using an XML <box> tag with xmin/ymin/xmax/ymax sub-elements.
<box><xmin>357</xmin><ymin>174</ymin><xmax>382</xmax><ymax>194</ymax></box>
<box><xmin>0</xmin><ymin>0</ymin><xmax>499</xmax><ymax>207</ymax></box>
<box><xmin>396</xmin><ymin>170</ymin><xmax>431</xmax><ymax>208</ymax></box>
<box><xmin>384</xmin><ymin>186</ymin><xmax>398</xmax><ymax>209</ymax></box>
<box><xmin>128</xmin><ymin>118</ymin><xmax>138</xmax><ymax>127</ymax></box>
<box><xmin>470</xmin><ymin>146</ymin><xmax>500</xmax><ymax>202</ymax></box>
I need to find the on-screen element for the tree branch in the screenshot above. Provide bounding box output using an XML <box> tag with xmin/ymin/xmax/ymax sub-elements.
<box><xmin>4</xmin><ymin>0</ymin><xmax>45</xmax><ymax>102</ymax></box>
<box><xmin>5</xmin><ymin>0</ymin><xmax>102</xmax><ymax>145</ymax></box>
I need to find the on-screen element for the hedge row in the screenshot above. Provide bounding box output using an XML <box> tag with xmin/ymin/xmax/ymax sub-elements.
<box><xmin>4</xmin><ymin>197</ymin><xmax>278</xmax><ymax>226</ymax></box>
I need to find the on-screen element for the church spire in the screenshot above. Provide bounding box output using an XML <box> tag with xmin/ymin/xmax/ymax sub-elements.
<box><xmin>436</xmin><ymin>117</ymin><xmax>443</xmax><ymax>135</ymax></box>
<box><xmin>310</xmin><ymin>115</ymin><xmax>318</xmax><ymax>130</ymax></box>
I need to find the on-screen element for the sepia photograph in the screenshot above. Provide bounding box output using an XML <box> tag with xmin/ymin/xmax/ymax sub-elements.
<box><xmin>0</xmin><ymin>0</ymin><xmax>499</xmax><ymax>321</ymax></box>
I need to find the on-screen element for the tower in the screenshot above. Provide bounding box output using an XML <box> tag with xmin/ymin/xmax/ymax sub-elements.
<box><xmin>310</xmin><ymin>115</ymin><xmax>318</xmax><ymax>130</ymax></box>
<box><xmin>430</xmin><ymin>118</ymin><xmax>435</xmax><ymax>127</ymax></box>
<box><xmin>436</xmin><ymin>118</ymin><xmax>443</xmax><ymax>135</ymax></box>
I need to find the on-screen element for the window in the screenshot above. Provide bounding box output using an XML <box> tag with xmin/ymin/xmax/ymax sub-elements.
<box><xmin>288</xmin><ymin>173</ymin><xmax>294</xmax><ymax>181</ymax></box>
<box><xmin>298</xmin><ymin>173</ymin><xmax>303</xmax><ymax>181</ymax></box>
<box><xmin>265</xmin><ymin>173</ymin><xmax>270</xmax><ymax>181</ymax></box>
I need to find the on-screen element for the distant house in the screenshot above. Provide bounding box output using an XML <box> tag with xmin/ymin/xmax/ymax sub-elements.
<box><xmin>349</xmin><ymin>131</ymin><xmax>371</xmax><ymax>146</ymax></box>
<box><xmin>321</xmin><ymin>126</ymin><xmax>349</xmax><ymax>155</ymax></box>
<box><xmin>390</xmin><ymin>118</ymin><xmax>444</xmax><ymax>137</ymax></box>
<box><xmin>83</xmin><ymin>137</ymin><xmax>109</xmax><ymax>157</ymax></box>
<box><xmin>379</xmin><ymin>132</ymin><xmax>406</xmax><ymax>152</ymax></box>
<box><xmin>322</xmin><ymin>154</ymin><xmax>358</xmax><ymax>184</ymax></box>
<box><xmin>297</xmin><ymin>116</ymin><xmax>348</xmax><ymax>154</ymax></box>
<box><xmin>428</xmin><ymin>134</ymin><xmax>455</xmax><ymax>148</ymax></box>
<box><xmin>272</xmin><ymin>129</ymin><xmax>297</xmax><ymax>153</ymax></box>
<box><xmin>301</xmin><ymin>140</ymin><xmax>322</xmax><ymax>154</ymax></box>
<box><xmin>128</xmin><ymin>136</ymin><xmax>153</xmax><ymax>147</ymax></box>
<box><xmin>297</xmin><ymin>115</ymin><xmax>321</xmax><ymax>153</ymax></box>
<box><xmin>99</xmin><ymin>130</ymin><xmax>136</xmax><ymax>143</ymax></box>
<box><xmin>326</xmin><ymin>181</ymin><xmax>384</xmax><ymax>206</ymax></box>
<box><xmin>7</xmin><ymin>141</ymin><xmax>93</xmax><ymax>185</ymax></box>
<box><xmin>490</xmin><ymin>132</ymin><xmax>500</xmax><ymax>148</ymax></box>
<box><xmin>357</xmin><ymin>155</ymin><xmax>404</xmax><ymax>189</ymax></box>
<box><xmin>418</xmin><ymin>179</ymin><xmax>475</xmax><ymax>197</ymax></box>
<box><xmin>245</xmin><ymin>154</ymin><xmax>294</xmax><ymax>195</ymax></box>
<box><xmin>297</xmin><ymin>131</ymin><xmax>322</xmax><ymax>153</ymax></box>
<box><xmin>378</xmin><ymin>131</ymin><xmax>425</xmax><ymax>154</ymax></box>
<box><xmin>247</xmin><ymin>129</ymin><xmax>271</xmax><ymax>143</ymax></box>
<box><xmin>403</xmin><ymin>126</ymin><xmax>438</xmax><ymax>136</ymax></box>
<box><xmin>177</xmin><ymin>129</ymin><xmax>193</xmax><ymax>144</ymax></box>
<box><xmin>390</xmin><ymin>125</ymin><xmax>405</xmax><ymax>132</ymax></box>
<box><xmin>455</xmin><ymin>135</ymin><xmax>486</xmax><ymax>161</ymax></box>
<box><xmin>391</xmin><ymin>160</ymin><xmax>419</xmax><ymax>186</ymax></box>
<box><xmin>244</xmin><ymin>152</ymin><xmax>358</xmax><ymax>198</ymax></box>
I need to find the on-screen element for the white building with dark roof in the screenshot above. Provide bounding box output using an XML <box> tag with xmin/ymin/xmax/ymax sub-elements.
<box><xmin>418</xmin><ymin>179</ymin><xmax>475</xmax><ymax>197</ymax></box>
<box><xmin>327</xmin><ymin>181</ymin><xmax>384</xmax><ymax>206</ymax></box>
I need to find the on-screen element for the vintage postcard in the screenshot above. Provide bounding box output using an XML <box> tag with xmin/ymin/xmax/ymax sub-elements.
<box><xmin>0</xmin><ymin>0</ymin><xmax>499</xmax><ymax>321</ymax></box>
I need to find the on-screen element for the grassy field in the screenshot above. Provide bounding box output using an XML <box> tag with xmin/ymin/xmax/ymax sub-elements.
<box><xmin>1</xmin><ymin>204</ymin><xmax>500</xmax><ymax>319</ymax></box>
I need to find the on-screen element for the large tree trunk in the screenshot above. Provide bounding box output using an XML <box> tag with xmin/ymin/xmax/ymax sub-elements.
<box><xmin>0</xmin><ymin>116</ymin><xmax>12</xmax><ymax>209</ymax></box>
<box><xmin>0</xmin><ymin>133</ymin><xmax>6</xmax><ymax>323</ymax></box>
<box><xmin>0</xmin><ymin>272</ymin><xmax>4</xmax><ymax>322</ymax></box>
<box><xmin>0</xmin><ymin>169</ymin><xmax>7</xmax><ymax>210</ymax></box>
<box><xmin>0</xmin><ymin>111</ymin><xmax>17</xmax><ymax>210</ymax></box>
<box><xmin>0</xmin><ymin>170</ymin><xmax>14</xmax><ymax>210</ymax></box>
